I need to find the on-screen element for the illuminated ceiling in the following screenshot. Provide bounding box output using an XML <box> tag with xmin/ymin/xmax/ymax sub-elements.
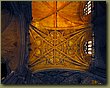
<box><xmin>29</xmin><ymin>1</ymin><xmax>93</xmax><ymax>72</ymax></box>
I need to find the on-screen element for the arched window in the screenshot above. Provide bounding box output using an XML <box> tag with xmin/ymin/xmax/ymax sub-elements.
<box><xmin>84</xmin><ymin>40</ymin><xmax>93</xmax><ymax>55</ymax></box>
<box><xmin>83</xmin><ymin>1</ymin><xmax>92</xmax><ymax>15</ymax></box>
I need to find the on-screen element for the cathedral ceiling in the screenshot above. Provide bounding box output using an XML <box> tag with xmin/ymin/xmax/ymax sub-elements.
<box><xmin>29</xmin><ymin>1</ymin><xmax>93</xmax><ymax>72</ymax></box>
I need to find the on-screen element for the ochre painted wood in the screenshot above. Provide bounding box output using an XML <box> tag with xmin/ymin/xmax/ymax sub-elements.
<box><xmin>29</xmin><ymin>1</ymin><xmax>92</xmax><ymax>72</ymax></box>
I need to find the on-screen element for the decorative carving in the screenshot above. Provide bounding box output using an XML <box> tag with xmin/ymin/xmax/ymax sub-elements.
<box><xmin>29</xmin><ymin>1</ymin><xmax>92</xmax><ymax>72</ymax></box>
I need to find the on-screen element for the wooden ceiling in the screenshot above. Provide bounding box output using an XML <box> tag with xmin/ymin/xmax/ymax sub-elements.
<box><xmin>29</xmin><ymin>1</ymin><xmax>93</xmax><ymax>72</ymax></box>
<box><xmin>32</xmin><ymin>1</ymin><xmax>91</xmax><ymax>30</ymax></box>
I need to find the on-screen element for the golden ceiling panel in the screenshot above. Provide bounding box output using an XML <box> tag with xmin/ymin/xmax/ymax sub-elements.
<box><xmin>29</xmin><ymin>1</ymin><xmax>93</xmax><ymax>72</ymax></box>
<box><xmin>32</xmin><ymin>1</ymin><xmax>91</xmax><ymax>30</ymax></box>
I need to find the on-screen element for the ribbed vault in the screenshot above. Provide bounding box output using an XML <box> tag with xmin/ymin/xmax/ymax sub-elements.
<box><xmin>29</xmin><ymin>1</ymin><xmax>93</xmax><ymax>72</ymax></box>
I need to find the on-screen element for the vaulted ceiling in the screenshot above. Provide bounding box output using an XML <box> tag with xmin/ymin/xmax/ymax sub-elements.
<box><xmin>29</xmin><ymin>1</ymin><xmax>93</xmax><ymax>72</ymax></box>
<box><xmin>32</xmin><ymin>1</ymin><xmax>91</xmax><ymax>30</ymax></box>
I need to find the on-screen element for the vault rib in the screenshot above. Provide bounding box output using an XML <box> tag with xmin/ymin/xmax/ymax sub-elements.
<box><xmin>55</xmin><ymin>48</ymin><xmax>89</xmax><ymax>67</ymax></box>
<box><xmin>29</xmin><ymin>48</ymin><xmax>53</xmax><ymax>66</ymax></box>
<box><xmin>56</xmin><ymin>28</ymin><xmax>90</xmax><ymax>48</ymax></box>
<box><xmin>30</xmin><ymin>24</ymin><xmax>53</xmax><ymax>47</ymax></box>
<box><xmin>37</xmin><ymin>1</ymin><xmax>72</xmax><ymax>21</ymax></box>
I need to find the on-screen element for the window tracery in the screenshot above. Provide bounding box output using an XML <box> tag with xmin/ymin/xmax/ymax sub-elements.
<box><xmin>83</xmin><ymin>1</ymin><xmax>92</xmax><ymax>15</ymax></box>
